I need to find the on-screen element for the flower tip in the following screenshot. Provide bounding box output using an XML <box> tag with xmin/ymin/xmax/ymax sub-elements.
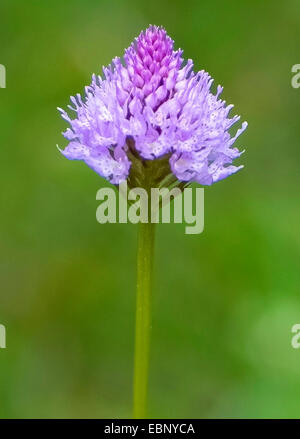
<box><xmin>216</xmin><ymin>85</ymin><xmax>223</xmax><ymax>96</ymax></box>
<box><xmin>144</xmin><ymin>24</ymin><xmax>167</xmax><ymax>35</ymax></box>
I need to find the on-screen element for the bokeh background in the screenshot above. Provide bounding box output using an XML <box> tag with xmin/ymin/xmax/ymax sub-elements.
<box><xmin>0</xmin><ymin>0</ymin><xmax>300</xmax><ymax>418</ymax></box>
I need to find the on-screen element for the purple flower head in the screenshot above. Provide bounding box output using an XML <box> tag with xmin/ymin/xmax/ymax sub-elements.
<box><xmin>58</xmin><ymin>25</ymin><xmax>247</xmax><ymax>186</ymax></box>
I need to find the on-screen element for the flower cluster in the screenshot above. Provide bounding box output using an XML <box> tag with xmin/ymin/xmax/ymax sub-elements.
<box><xmin>59</xmin><ymin>25</ymin><xmax>247</xmax><ymax>185</ymax></box>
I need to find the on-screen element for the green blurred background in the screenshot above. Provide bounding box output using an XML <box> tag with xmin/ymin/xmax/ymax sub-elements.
<box><xmin>0</xmin><ymin>0</ymin><xmax>300</xmax><ymax>418</ymax></box>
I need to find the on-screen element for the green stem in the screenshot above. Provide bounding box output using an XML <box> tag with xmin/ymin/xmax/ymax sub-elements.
<box><xmin>133</xmin><ymin>221</ymin><xmax>156</xmax><ymax>419</ymax></box>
